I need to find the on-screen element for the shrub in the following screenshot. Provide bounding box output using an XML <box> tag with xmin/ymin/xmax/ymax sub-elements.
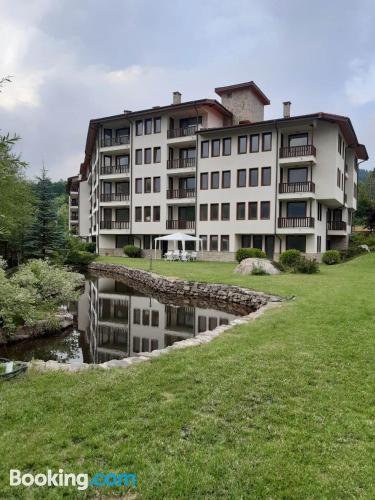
<box><xmin>124</xmin><ymin>245</ymin><xmax>142</xmax><ymax>258</ymax></box>
<box><xmin>271</xmin><ymin>260</ymin><xmax>285</xmax><ymax>272</ymax></box>
<box><xmin>251</xmin><ymin>265</ymin><xmax>267</xmax><ymax>275</ymax></box>
<box><xmin>322</xmin><ymin>250</ymin><xmax>341</xmax><ymax>265</ymax></box>
<box><xmin>65</xmin><ymin>250</ymin><xmax>96</xmax><ymax>267</ymax></box>
<box><xmin>235</xmin><ymin>247</ymin><xmax>266</xmax><ymax>263</ymax></box>
<box><xmin>297</xmin><ymin>257</ymin><xmax>319</xmax><ymax>274</ymax></box>
<box><xmin>84</xmin><ymin>242</ymin><xmax>97</xmax><ymax>253</ymax></box>
<box><xmin>279</xmin><ymin>249</ymin><xmax>302</xmax><ymax>269</ymax></box>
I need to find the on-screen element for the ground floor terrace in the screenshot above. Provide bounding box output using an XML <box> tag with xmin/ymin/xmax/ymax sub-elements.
<box><xmin>96</xmin><ymin>231</ymin><xmax>349</xmax><ymax>260</ymax></box>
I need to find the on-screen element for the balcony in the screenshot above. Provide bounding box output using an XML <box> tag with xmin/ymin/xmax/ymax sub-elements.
<box><xmin>100</xmin><ymin>221</ymin><xmax>129</xmax><ymax>230</ymax></box>
<box><xmin>101</xmin><ymin>136</ymin><xmax>130</xmax><ymax>148</ymax></box>
<box><xmin>278</xmin><ymin>182</ymin><xmax>315</xmax><ymax>199</ymax></box>
<box><xmin>100</xmin><ymin>193</ymin><xmax>129</xmax><ymax>203</ymax></box>
<box><xmin>70</xmin><ymin>200</ymin><xmax>79</xmax><ymax>207</ymax></box>
<box><xmin>100</xmin><ymin>165</ymin><xmax>129</xmax><ymax>176</ymax></box>
<box><xmin>327</xmin><ymin>221</ymin><xmax>347</xmax><ymax>231</ymax></box>
<box><xmin>166</xmin><ymin>189</ymin><xmax>196</xmax><ymax>200</ymax></box>
<box><xmin>278</xmin><ymin>217</ymin><xmax>315</xmax><ymax>229</ymax></box>
<box><xmin>279</xmin><ymin>145</ymin><xmax>317</xmax><ymax>166</ymax></box>
<box><xmin>167</xmin><ymin>158</ymin><xmax>196</xmax><ymax>169</ymax></box>
<box><xmin>167</xmin><ymin>125</ymin><xmax>197</xmax><ymax>139</ymax></box>
<box><xmin>166</xmin><ymin>220</ymin><xmax>195</xmax><ymax>230</ymax></box>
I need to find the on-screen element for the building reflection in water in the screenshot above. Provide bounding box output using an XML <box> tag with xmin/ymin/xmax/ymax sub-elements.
<box><xmin>77</xmin><ymin>276</ymin><xmax>238</xmax><ymax>364</ymax></box>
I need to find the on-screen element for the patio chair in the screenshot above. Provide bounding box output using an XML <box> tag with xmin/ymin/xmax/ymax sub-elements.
<box><xmin>180</xmin><ymin>251</ymin><xmax>188</xmax><ymax>262</ymax></box>
<box><xmin>172</xmin><ymin>250</ymin><xmax>180</xmax><ymax>261</ymax></box>
<box><xmin>164</xmin><ymin>251</ymin><xmax>173</xmax><ymax>261</ymax></box>
<box><xmin>190</xmin><ymin>251</ymin><xmax>198</xmax><ymax>261</ymax></box>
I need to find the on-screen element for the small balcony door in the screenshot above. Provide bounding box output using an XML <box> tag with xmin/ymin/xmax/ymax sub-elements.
<box><xmin>179</xmin><ymin>147</ymin><xmax>196</xmax><ymax>159</ymax></box>
<box><xmin>103</xmin><ymin>128</ymin><xmax>112</xmax><ymax>146</ymax></box>
<box><xmin>103</xmin><ymin>208</ymin><xmax>112</xmax><ymax>221</ymax></box>
<box><xmin>178</xmin><ymin>206</ymin><xmax>195</xmax><ymax>221</ymax></box>
<box><xmin>179</xmin><ymin>177</ymin><xmax>195</xmax><ymax>190</ymax></box>
<box><xmin>116</xmin><ymin>208</ymin><xmax>129</xmax><ymax>222</ymax></box>
<box><xmin>287</xmin><ymin>201</ymin><xmax>307</xmax><ymax>218</ymax></box>
<box><xmin>103</xmin><ymin>182</ymin><xmax>112</xmax><ymax>195</ymax></box>
<box><xmin>288</xmin><ymin>167</ymin><xmax>308</xmax><ymax>183</ymax></box>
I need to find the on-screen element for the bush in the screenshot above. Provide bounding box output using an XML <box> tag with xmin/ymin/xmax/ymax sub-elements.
<box><xmin>251</xmin><ymin>265</ymin><xmax>267</xmax><ymax>275</ymax></box>
<box><xmin>65</xmin><ymin>250</ymin><xmax>96</xmax><ymax>267</ymax></box>
<box><xmin>235</xmin><ymin>247</ymin><xmax>266</xmax><ymax>263</ymax></box>
<box><xmin>124</xmin><ymin>245</ymin><xmax>142</xmax><ymax>258</ymax></box>
<box><xmin>84</xmin><ymin>242</ymin><xmax>96</xmax><ymax>253</ymax></box>
<box><xmin>297</xmin><ymin>257</ymin><xmax>319</xmax><ymax>274</ymax></box>
<box><xmin>279</xmin><ymin>249</ymin><xmax>302</xmax><ymax>269</ymax></box>
<box><xmin>322</xmin><ymin>250</ymin><xmax>341</xmax><ymax>265</ymax></box>
<box><xmin>271</xmin><ymin>260</ymin><xmax>285</xmax><ymax>272</ymax></box>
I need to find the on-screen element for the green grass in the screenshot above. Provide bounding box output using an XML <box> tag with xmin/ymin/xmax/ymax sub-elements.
<box><xmin>1</xmin><ymin>254</ymin><xmax>375</xmax><ymax>499</ymax></box>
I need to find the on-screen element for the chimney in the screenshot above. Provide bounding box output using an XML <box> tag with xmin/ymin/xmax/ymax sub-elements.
<box><xmin>173</xmin><ymin>91</ymin><xmax>181</xmax><ymax>105</ymax></box>
<box><xmin>283</xmin><ymin>101</ymin><xmax>291</xmax><ymax>118</ymax></box>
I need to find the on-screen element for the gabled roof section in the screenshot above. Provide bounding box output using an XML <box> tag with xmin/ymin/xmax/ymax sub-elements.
<box><xmin>215</xmin><ymin>81</ymin><xmax>270</xmax><ymax>106</ymax></box>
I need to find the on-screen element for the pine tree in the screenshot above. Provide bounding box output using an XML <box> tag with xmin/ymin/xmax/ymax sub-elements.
<box><xmin>26</xmin><ymin>166</ymin><xmax>63</xmax><ymax>258</ymax></box>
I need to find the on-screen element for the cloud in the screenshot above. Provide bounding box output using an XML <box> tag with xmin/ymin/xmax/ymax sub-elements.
<box><xmin>345</xmin><ymin>61</ymin><xmax>375</xmax><ymax>105</ymax></box>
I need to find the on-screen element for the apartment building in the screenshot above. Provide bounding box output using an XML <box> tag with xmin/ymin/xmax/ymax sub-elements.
<box><xmin>74</xmin><ymin>81</ymin><xmax>368</xmax><ymax>260</ymax></box>
<box><xmin>67</xmin><ymin>174</ymin><xmax>90</xmax><ymax>238</ymax></box>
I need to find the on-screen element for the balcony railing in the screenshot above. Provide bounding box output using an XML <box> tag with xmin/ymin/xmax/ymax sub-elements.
<box><xmin>70</xmin><ymin>184</ymin><xmax>79</xmax><ymax>192</ymax></box>
<box><xmin>70</xmin><ymin>200</ymin><xmax>78</xmax><ymax>207</ymax></box>
<box><xmin>166</xmin><ymin>220</ymin><xmax>195</xmax><ymax>230</ymax></box>
<box><xmin>167</xmin><ymin>125</ymin><xmax>197</xmax><ymax>139</ymax></box>
<box><xmin>167</xmin><ymin>157</ymin><xmax>196</xmax><ymax>169</ymax></box>
<box><xmin>101</xmin><ymin>136</ymin><xmax>130</xmax><ymax>147</ymax></box>
<box><xmin>279</xmin><ymin>145</ymin><xmax>316</xmax><ymax>158</ymax></box>
<box><xmin>100</xmin><ymin>193</ymin><xmax>129</xmax><ymax>202</ymax></box>
<box><xmin>166</xmin><ymin>189</ymin><xmax>196</xmax><ymax>199</ymax></box>
<box><xmin>327</xmin><ymin>221</ymin><xmax>347</xmax><ymax>231</ymax></box>
<box><xmin>100</xmin><ymin>165</ymin><xmax>129</xmax><ymax>175</ymax></box>
<box><xmin>100</xmin><ymin>221</ymin><xmax>129</xmax><ymax>230</ymax></box>
<box><xmin>70</xmin><ymin>215</ymin><xmax>79</xmax><ymax>221</ymax></box>
<box><xmin>279</xmin><ymin>182</ymin><xmax>315</xmax><ymax>194</ymax></box>
<box><xmin>278</xmin><ymin>217</ymin><xmax>315</xmax><ymax>228</ymax></box>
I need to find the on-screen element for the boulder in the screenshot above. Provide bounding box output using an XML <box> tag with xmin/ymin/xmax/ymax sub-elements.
<box><xmin>234</xmin><ymin>258</ymin><xmax>280</xmax><ymax>275</ymax></box>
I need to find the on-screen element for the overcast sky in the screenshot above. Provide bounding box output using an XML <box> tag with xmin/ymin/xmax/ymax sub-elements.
<box><xmin>1</xmin><ymin>0</ymin><xmax>374</xmax><ymax>180</ymax></box>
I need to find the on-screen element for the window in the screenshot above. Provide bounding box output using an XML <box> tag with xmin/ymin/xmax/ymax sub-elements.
<box><xmin>153</xmin><ymin>177</ymin><xmax>160</xmax><ymax>193</ymax></box>
<box><xmin>103</xmin><ymin>128</ymin><xmax>112</xmax><ymax>146</ymax></box>
<box><xmin>222</xmin><ymin>171</ymin><xmax>231</xmax><ymax>188</ymax></box>
<box><xmin>237</xmin><ymin>169</ymin><xmax>246</xmax><ymax>187</ymax></box>
<box><xmin>211</xmin><ymin>139</ymin><xmax>220</xmax><ymax>157</ymax></box>
<box><xmin>200</xmin><ymin>204</ymin><xmax>208</xmax><ymax>221</ymax></box>
<box><xmin>135</xmin><ymin>149</ymin><xmax>142</xmax><ymax>165</ymax></box>
<box><xmin>262</xmin><ymin>132</ymin><xmax>272</xmax><ymax>151</ymax></box>
<box><xmin>104</xmin><ymin>155</ymin><xmax>111</xmax><ymax>167</ymax></box>
<box><xmin>144</xmin><ymin>206</ymin><xmax>151</xmax><ymax>222</ymax></box>
<box><xmin>354</xmin><ymin>182</ymin><xmax>357</xmax><ymax>198</ymax></box>
<box><xmin>143</xmin><ymin>177</ymin><xmax>152</xmax><ymax>193</ymax></box>
<box><xmin>337</xmin><ymin>168</ymin><xmax>341</xmax><ymax>188</ymax></box>
<box><xmin>338</xmin><ymin>133</ymin><xmax>342</xmax><ymax>154</ymax></box>
<box><xmin>317</xmin><ymin>202</ymin><xmax>322</xmax><ymax>221</ymax></box>
<box><xmin>116</xmin><ymin>128</ymin><xmax>129</xmax><ymax>144</ymax></box>
<box><xmin>200</xmin><ymin>235</ymin><xmax>207</xmax><ymax>251</ymax></box>
<box><xmin>223</xmin><ymin>138</ymin><xmax>231</xmax><ymax>156</ymax></box>
<box><xmin>210</xmin><ymin>203</ymin><xmax>219</xmax><ymax>221</ymax></box>
<box><xmin>198</xmin><ymin>316</ymin><xmax>207</xmax><ymax>333</ymax></box>
<box><xmin>261</xmin><ymin>167</ymin><xmax>271</xmax><ymax>186</ymax></box>
<box><xmin>287</xmin><ymin>201</ymin><xmax>306</xmax><ymax>218</ymax></box>
<box><xmin>201</xmin><ymin>141</ymin><xmax>209</xmax><ymax>158</ymax></box>
<box><xmin>211</xmin><ymin>171</ymin><xmax>220</xmax><ymax>189</ymax></box>
<box><xmin>153</xmin><ymin>206</ymin><xmax>160</xmax><ymax>221</ymax></box>
<box><xmin>288</xmin><ymin>133</ymin><xmax>308</xmax><ymax>147</ymax></box>
<box><xmin>133</xmin><ymin>336</ymin><xmax>140</xmax><ymax>353</ymax></box>
<box><xmin>221</xmin><ymin>203</ymin><xmax>230</xmax><ymax>220</ymax></box>
<box><xmin>135</xmin><ymin>207</ymin><xmax>142</xmax><ymax>221</ymax></box>
<box><xmin>237</xmin><ymin>202</ymin><xmax>246</xmax><ymax>220</ymax></box>
<box><xmin>135</xmin><ymin>178</ymin><xmax>142</xmax><ymax>194</ymax></box>
<box><xmin>286</xmin><ymin>235</ymin><xmax>306</xmax><ymax>252</ymax></box>
<box><xmin>249</xmin><ymin>168</ymin><xmax>259</xmax><ymax>187</ymax></box>
<box><xmin>153</xmin><ymin>147</ymin><xmax>161</xmax><ymax>163</ymax></box>
<box><xmin>145</xmin><ymin>118</ymin><xmax>152</xmax><ymax>135</ymax></box>
<box><xmin>144</xmin><ymin>235</ymin><xmax>151</xmax><ymax>249</ymax></box>
<box><xmin>116</xmin><ymin>155</ymin><xmax>129</xmax><ymax>167</ymax></box>
<box><xmin>200</xmin><ymin>172</ymin><xmax>208</xmax><ymax>190</ymax></box>
<box><xmin>221</xmin><ymin>235</ymin><xmax>229</xmax><ymax>252</ymax></box>
<box><xmin>154</xmin><ymin>117</ymin><xmax>161</xmax><ymax>133</ymax></box>
<box><xmin>210</xmin><ymin>235</ymin><xmax>218</xmax><ymax>251</ymax></box>
<box><xmin>260</xmin><ymin>201</ymin><xmax>270</xmax><ymax>219</ymax></box>
<box><xmin>136</xmin><ymin>120</ymin><xmax>143</xmax><ymax>136</ymax></box>
<box><xmin>317</xmin><ymin>235</ymin><xmax>321</xmax><ymax>253</ymax></box>
<box><xmin>144</xmin><ymin>148</ymin><xmax>152</xmax><ymax>164</ymax></box>
<box><xmin>238</xmin><ymin>135</ymin><xmax>247</xmax><ymax>154</ymax></box>
<box><xmin>250</xmin><ymin>134</ymin><xmax>259</xmax><ymax>153</ymax></box>
<box><xmin>288</xmin><ymin>167</ymin><xmax>308</xmax><ymax>183</ymax></box>
<box><xmin>248</xmin><ymin>202</ymin><xmax>258</xmax><ymax>220</ymax></box>
<box><xmin>241</xmin><ymin>235</ymin><xmax>252</xmax><ymax>248</ymax></box>
<box><xmin>253</xmin><ymin>235</ymin><xmax>263</xmax><ymax>250</ymax></box>
<box><xmin>142</xmin><ymin>310</ymin><xmax>150</xmax><ymax>326</ymax></box>
<box><xmin>151</xmin><ymin>310</ymin><xmax>159</xmax><ymax>327</ymax></box>
<box><xmin>133</xmin><ymin>309</ymin><xmax>141</xmax><ymax>324</ymax></box>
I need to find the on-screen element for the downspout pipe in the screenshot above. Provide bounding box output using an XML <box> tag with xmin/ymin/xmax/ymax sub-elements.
<box><xmin>274</xmin><ymin>122</ymin><xmax>282</xmax><ymax>258</ymax></box>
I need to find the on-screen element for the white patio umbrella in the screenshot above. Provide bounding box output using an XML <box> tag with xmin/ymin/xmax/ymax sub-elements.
<box><xmin>153</xmin><ymin>232</ymin><xmax>203</xmax><ymax>259</ymax></box>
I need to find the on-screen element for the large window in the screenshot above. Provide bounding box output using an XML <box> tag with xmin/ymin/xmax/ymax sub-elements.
<box><xmin>144</xmin><ymin>148</ymin><xmax>151</xmax><ymax>164</ymax></box>
<box><xmin>116</xmin><ymin>155</ymin><xmax>129</xmax><ymax>167</ymax></box>
<box><xmin>222</xmin><ymin>171</ymin><xmax>231</xmax><ymax>188</ymax></box>
<box><xmin>288</xmin><ymin>133</ymin><xmax>308</xmax><ymax>147</ymax></box>
<box><xmin>154</xmin><ymin>117</ymin><xmax>161</xmax><ymax>133</ymax></box>
<box><xmin>210</xmin><ymin>203</ymin><xmax>219</xmax><ymax>221</ymax></box>
<box><xmin>253</xmin><ymin>235</ymin><xmax>263</xmax><ymax>250</ymax></box>
<box><xmin>223</xmin><ymin>138</ymin><xmax>231</xmax><ymax>156</ymax></box>
<box><xmin>288</xmin><ymin>167</ymin><xmax>308</xmax><ymax>183</ymax></box>
<box><xmin>210</xmin><ymin>235</ymin><xmax>218</xmax><ymax>251</ymax></box>
<box><xmin>262</xmin><ymin>132</ymin><xmax>272</xmax><ymax>152</ymax></box>
<box><xmin>211</xmin><ymin>139</ymin><xmax>220</xmax><ymax>157</ymax></box>
<box><xmin>116</xmin><ymin>128</ymin><xmax>129</xmax><ymax>143</ymax></box>
<box><xmin>221</xmin><ymin>235</ymin><xmax>229</xmax><ymax>252</ymax></box>
<box><xmin>249</xmin><ymin>168</ymin><xmax>259</xmax><ymax>187</ymax></box>
<box><xmin>200</xmin><ymin>204</ymin><xmax>208</xmax><ymax>221</ymax></box>
<box><xmin>153</xmin><ymin>177</ymin><xmax>160</xmax><ymax>193</ymax></box>
<box><xmin>221</xmin><ymin>203</ymin><xmax>230</xmax><ymax>220</ymax></box>
<box><xmin>211</xmin><ymin>171</ymin><xmax>220</xmax><ymax>189</ymax></box>
<box><xmin>136</xmin><ymin>120</ymin><xmax>143</xmax><ymax>136</ymax></box>
<box><xmin>236</xmin><ymin>202</ymin><xmax>246</xmax><ymax>220</ymax></box>
<box><xmin>238</xmin><ymin>135</ymin><xmax>247</xmax><ymax>154</ymax></box>
<box><xmin>153</xmin><ymin>147</ymin><xmax>161</xmax><ymax>163</ymax></box>
<box><xmin>241</xmin><ymin>235</ymin><xmax>252</xmax><ymax>248</ymax></box>
<box><xmin>248</xmin><ymin>202</ymin><xmax>258</xmax><ymax>220</ymax></box>
<box><xmin>260</xmin><ymin>201</ymin><xmax>270</xmax><ymax>219</ymax></box>
<box><xmin>286</xmin><ymin>235</ymin><xmax>306</xmax><ymax>252</ymax></box>
<box><xmin>250</xmin><ymin>134</ymin><xmax>259</xmax><ymax>153</ymax></box>
<box><xmin>201</xmin><ymin>141</ymin><xmax>209</xmax><ymax>158</ymax></box>
<box><xmin>200</xmin><ymin>172</ymin><xmax>208</xmax><ymax>190</ymax></box>
<box><xmin>135</xmin><ymin>149</ymin><xmax>142</xmax><ymax>165</ymax></box>
<box><xmin>237</xmin><ymin>169</ymin><xmax>246</xmax><ymax>187</ymax></box>
<box><xmin>261</xmin><ymin>167</ymin><xmax>271</xmax><ymax>186</ymax></box>
<box><xmin>287</xmin><ymin>201</ymin><xmax>306</xmax><ymax>217</ymax></box>
<box><xmin>145</xmin><ymin>118</ymin><xmax>152</xmax><ymax>135</ymax></box>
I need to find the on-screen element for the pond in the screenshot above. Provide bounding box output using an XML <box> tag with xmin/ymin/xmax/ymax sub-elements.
<box><xmin>0</xmin><ymin>274</ymin><xmax>241</xmax><ymax>364</ymax></box>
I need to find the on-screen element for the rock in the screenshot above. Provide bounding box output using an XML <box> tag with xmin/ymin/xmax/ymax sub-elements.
<box><xmin>234</xmin><ymin>258</ymin><xmax>280</xmax><ymax>275</ymax></box>
<box><xmin>359</xmin><ymin>244</ymin><xmax>371</xmax><ymax>253</ymax></box>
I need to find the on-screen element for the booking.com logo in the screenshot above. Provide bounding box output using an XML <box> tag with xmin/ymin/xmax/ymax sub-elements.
<box><xmin>10</xmin><ymin>469</ymin><xmax>137</xmax><ymax>491</ymax></box>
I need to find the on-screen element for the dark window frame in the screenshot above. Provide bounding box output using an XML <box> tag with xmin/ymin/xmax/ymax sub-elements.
<box><xmin>201</xmin><ymin>140</ymin><xmax>209</xmax><ymax>158</ymax></box>
<box><xmin>222</xmin><ymin>137</ymin><xmax>232</xmax><ymax>156</ymax></box>
<box><xmin>221</xmin><ymin>203</ymin><xmax>230</xmax><ymax>221</ymax></box>
<box><xmin>222</xmin><ymin>170</ymin><xmax>231</xmax><ymax>189</ymax></box>
<box><xmin>249</xmin><ymin>168</ymin><xmax>259</xmax><ymax>187</ymax></box>
<box><xmin>144</xmin><ymin>118</ymin><xmax>152</xmax><ymax>135</ymax></box>
<box><xmin>211</xmin><ymin>139</ymin><xmax>220</xmax><ymax>157</ymax></box>
<box><xmin>210</xmin><ymin>203</ymin><xmax>219</xmax><ymax>221</ymax></box>
<box><xmin>236</xmin><ymin>202</ymin><xmax>246</xmax><ymax>220</ymax></box>
<box><xmin>262</xmin><ymin>132</ymin><xmax>272</xmax><ymax>152</ymax></box>
<box><xmin>200</xmin><ymin>204</ymin><xmax>208</xmax><ymax>221</ymax></box>
<box><xmin>144</xmin><ymin>148</ymin><xmax>152</xmax><ymax>164</ymax></box>
<box><xmin>261</xmin><ymin>166</ymin><xmax>271</xmax><ymax>186</ymax></box>
<box><xmin>211</xmin><ymin>171</ymin><xmax>220</xmax><ymax>189</ymax></box>
<box><xmin>250</xmin><ymin>134</ymin><xmax>260</xmax><ymax>153</ymax></box>
<box><xmin>135</xmin><ymin>120</ymin><xmax>143</xmax><ymax>136</ymax></box>
<box><xmin>153</xmin><ymin>117</ymin><xmax>161</xmax><ymax>134</ymax></box>
<box><xmin>238</xmin><ymin>135</ymin><xmax>248</xmax><ymax>154</ymax></box>
<box><xmin>237</xmin><ymin>169</ymin><xmax>246</xmax><ymax>188</ymax></box>
<box><xmin>153</xmin><ymin>147</ymin><xmax>161</xmax><ymax>163</ymax></box>
<box><xmin>260</xmin><ymin>201</ymin><xmax>271</xmax><ymax>220</ymax></box>
<box><xmin>248</xmin><ymin>202</ymin><xmax>258</xmax><ymax>220</ymax></box>
<box><xmin>220</xmin><ymin>235</ymin><xmax>230</xmax><ymax>252</ymax></box>
<box><xmin>210</xmin><ymin>235</ymin><xmax>218</xmax><ymax>251</ymax></box>
<box><xmin>135</xmin><ymin>149</ymin><xmax>142</xmax><ymax>165</ymax></box>
<box><xmin>135</xmin><ymin>178</ymin><xmax>142</xmax><ymax>194</ymax></box>
<box><xmin>200</xmin><ymin>172</ymin><xmax>209</xmax><ymax>190</ymax></box>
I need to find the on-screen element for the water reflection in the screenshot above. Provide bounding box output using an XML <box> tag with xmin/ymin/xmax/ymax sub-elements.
<box><xmin>1</xmin><ymin>275</ymin><xmax>239</xmax><ymax>363</ymax></box>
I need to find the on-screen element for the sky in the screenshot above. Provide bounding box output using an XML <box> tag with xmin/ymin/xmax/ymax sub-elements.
<box><xmin>0</xmin><ymin>0</ymin><xmax>374</xmax><ymax>180</ymax></box>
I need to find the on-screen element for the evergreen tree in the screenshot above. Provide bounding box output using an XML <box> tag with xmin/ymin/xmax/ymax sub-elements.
<box><xmin>26</xmin><ymin>167</ymin><xmax>63</xmax><ymax>258</ymax></box>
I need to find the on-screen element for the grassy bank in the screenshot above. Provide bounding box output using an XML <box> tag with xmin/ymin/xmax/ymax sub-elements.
<box><xmin>1</xmin><ymin>255</ymin><xmax>374</xmax><ymax>498</ymax></box>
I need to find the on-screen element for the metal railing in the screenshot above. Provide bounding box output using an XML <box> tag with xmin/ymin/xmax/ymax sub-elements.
<box><xmin>166</xmin><ymin>189</ymin><xmax>196</xmax><ymax>199</ymax></box>
<box><xmin>100</xmin><ymin>193</ymin><xmax>129</xmax><ymax>202</ymax></box>
<box><xmin>100</xmin><ymin>221</ymin><xmax>130</xmax><ymax>230</ymax></box>
<box><xmin>279</xmin><ymin>181</ymin><xmax>315</xmax><ymax>193</ymax></box>
<box><xmin>167</xmin><ymin>157</ymin><xmax>196</xmax><ymax>169</ymax></box>
<box><xmin>327</xmin><ymin>221</ymin><xmax>347</xmax><ymax>231</ymax></box>
<box><xmin>278</xmin><ymin>217</ymin><xmax>315</xmax><ymax>228</ymax></box>
<box><xmin>100</xmin><ymin>165</ymin><xmax>129</xmax><ymax>175</ymax></box>
<box><xmin>166</xmin><ymin>220</ymin><xmax>195</xmax><ymax>230</ymax></box>
<box><xmin>279</xmin><ymin>145</ymin><xmax>316</xmax><ymax>158</ymax></box>
<box><xmin>101</xmin><ymin>136</ymin><xmax>130</xmax><ymax>147</ymax></box>
<box><xmin>167</xmin><ymin>125</ymin><xmax>197</xmax><ymax>139</ymax></box>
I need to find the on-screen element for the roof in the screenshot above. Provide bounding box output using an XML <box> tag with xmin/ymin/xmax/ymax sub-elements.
<box><xmin>66</xmin><ymin>175</ymin><xmax>79</xmax><ymax>193</ymax></box>
<box><xmin>198</xmin><ymin>112</ymin><xmax>368</xmax><ymax>160</ymax></box>
<box><xmin>215</xmin><ymin>81</ymin><xmax>270</xmax><ymax>105</ymax></box>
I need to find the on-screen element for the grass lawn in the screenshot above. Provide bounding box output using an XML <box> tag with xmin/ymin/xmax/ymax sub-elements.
<box><xmin>1</xmin><ymin>254</ymin><xmax>374</xmax><ymax>499</ymax></box>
